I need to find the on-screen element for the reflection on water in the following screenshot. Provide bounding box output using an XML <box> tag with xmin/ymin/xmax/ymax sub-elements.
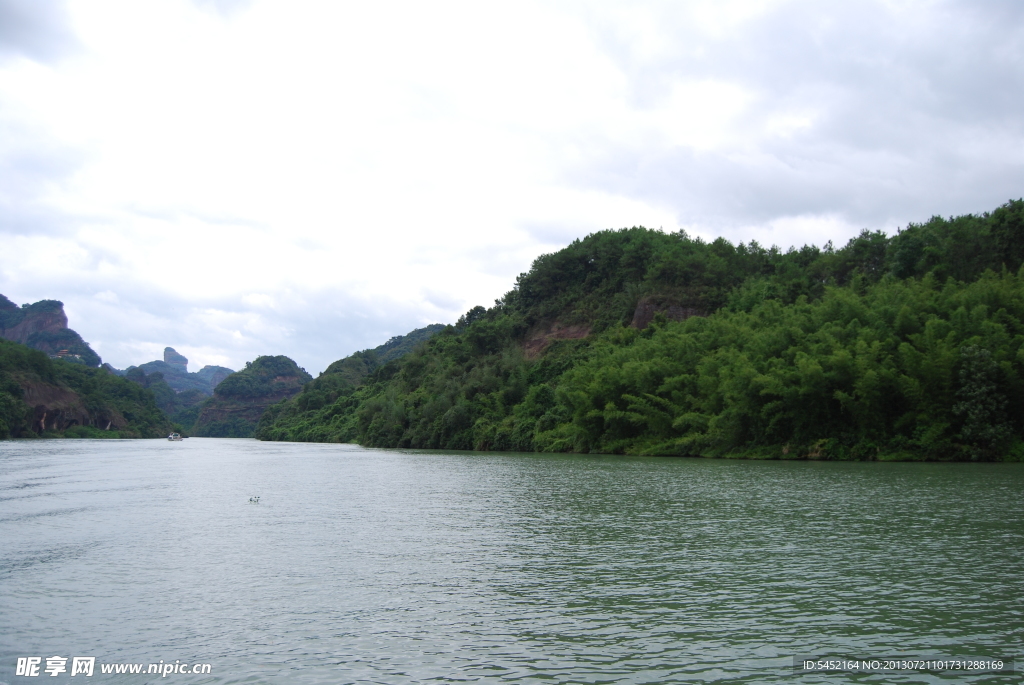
<box><xmin>1</xmin><ymin>439</ymin><xmax>1021</xmax><ymax>683</ymax></box>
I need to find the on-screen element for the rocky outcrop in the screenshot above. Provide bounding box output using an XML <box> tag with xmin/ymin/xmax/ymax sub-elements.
<box><xmin>118</xmin><ymin>350</ymin><xmax>234</xmax><ymax>396</ymax></box>
<box><xmin>0</xmin><ymin>304</ymin><xmax>67</xmax><ymax>344</ymax></box>
<box><xmin>630</xmin><ymin>297</ymin><xmax>705</xmax><ymax>329</ymax></box>
<box><xmin>0</xmin><ymin>296</ymin><xmax>69</xmax><ymax>347</ymax></box>
<box><xmin>518</xmin><ymin>297</ymin><xmax>704</xmax><ymax>359</ymax></box>
<box><xmin>163</xmin><ymin>347</ymin><xmax>189</xmax><ymax>371</ymax></box>
<box><xmin>192</xmin><ymin>395</ymin><xmax>290</xmax><ymax>437</ymax></box>
<box><xmin>0</xmin><ymin>294</ymin><xmax>101</xmax><ymax>366</ymax></box>
<box><xmin>24</xmin><ymin>382</ymin><xmax>90</xmax><ymax>432</ymax></box>
<box><xmin>522</xmin><ymin>322</ymin><xmax>592</xmax><ymax>359</ymax></box>
<box><xmin>0</xmin><ymin>345</ymin><xmax>148</xmax><ymax>437</ymax></box>
<box><xmin>23</xmin><ymin>380</ymin><xmax>128</xmax><ymax>433</ymax></box>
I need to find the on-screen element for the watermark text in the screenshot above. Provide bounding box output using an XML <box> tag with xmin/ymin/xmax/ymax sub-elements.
<box><xmin>16</xmin><ymin>657</ymin><xmax>211</xmax><ymax>677</ymax></box>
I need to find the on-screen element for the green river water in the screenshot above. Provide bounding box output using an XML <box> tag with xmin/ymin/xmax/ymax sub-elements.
<box><xmin>1</xmin><ymin>439</ymin><xmax>1021</xmax><ymax>683</ymax></box>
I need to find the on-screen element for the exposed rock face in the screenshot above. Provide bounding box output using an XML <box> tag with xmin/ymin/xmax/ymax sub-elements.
<box><xmin>0</xmin><ymin>295</ymin><xmax>101</xmax><ymax>366</ymax></box>
<box><xmin>192</xmin><ymin>382</ymin><xmax>303</xmax><ymax>437</ymax></box>
<box><xmin>522</xmin><ymin>322</ymin><xmax>591</xmax><ymax>359</ymax></box>
<box><xmin>30</xmin><ymin>392</ymin><xmax>128</xmax><ymax>433</ymax></box>
<box><xmin>630</xmin><ymin>297</ymin><xmax>705</xmax><ymax>329</ymax></box>
<box><xmin>17</xmin><ymin>379</ymin><xmax>128</xmax><ymax>433</ymax></box>
<box><xmin>0</xmin><ymin>300</ymin><xmax>68</xmax><ymax>345</ymax></box>
<box><xmin>119</xmin><ymin>355</ymin><xmax>234</xmax><ymax>396</ymax></box>
<box><xmin>164</xmin><ymin>347</ymin><xmax>189</xmax><ymax>371</ymax></box>
<box><xmin>1</xmin><ymin>336</ymin><xmax>170</xmax><ymax>439</ymax></box>
<box><xmin>24</xmin><ymin>382</ymin><xmax>90</xmax><ymax>432</ymax></box>
<box><xmin>518</xmin><ymin>298</ymin><xmax>704</xmax><ymax>358</ymax></box>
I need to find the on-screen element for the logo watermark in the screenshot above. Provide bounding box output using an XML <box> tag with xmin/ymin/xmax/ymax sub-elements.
<box><xmin>16</xmin><ymin>657</ymin><xmax>211</xmax><ymax>677</ymax></box>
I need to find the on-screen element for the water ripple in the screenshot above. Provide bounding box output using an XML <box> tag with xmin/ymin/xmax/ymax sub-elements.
<box><xmin>0</xmin><ymin>440</ymin><xmax>1021</xmax><ymax>684</ymax></box>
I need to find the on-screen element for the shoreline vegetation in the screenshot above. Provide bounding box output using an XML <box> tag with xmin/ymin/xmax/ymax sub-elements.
<box><xmin>257</xmin><ymin>200</ymin><xmax>1024</xmax><ymax>462</ymax></box>
<box><xmin>0</xmin><ymin>338</ymin><xmax>172</xmax><ymax>439</ymax></box>
<box><xmin>5</xmin><ymin>200</ymin><xmax>1024</xmax><ymax>462</ymax></box>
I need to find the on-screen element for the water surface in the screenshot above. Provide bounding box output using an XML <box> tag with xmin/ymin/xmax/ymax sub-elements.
<box><xmin>1</xmin><ymin>439</ymin><xmax>1021</xmax><ymax>683</ymax></box>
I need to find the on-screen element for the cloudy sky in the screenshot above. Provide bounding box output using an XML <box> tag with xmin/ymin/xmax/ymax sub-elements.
<box><xmin>1</xmin><ymin>0</ymin><xmax>1022</xmax><ymax>374</ymax></box>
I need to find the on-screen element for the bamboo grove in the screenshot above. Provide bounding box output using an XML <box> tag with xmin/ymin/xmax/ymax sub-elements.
<box><xmin>257</xmin><ymin>200</ymin><xmax>1024</xmax><ymax>461</ymax></box>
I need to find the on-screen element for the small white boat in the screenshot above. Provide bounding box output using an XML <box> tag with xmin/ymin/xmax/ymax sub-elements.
<box><xmin>168</xmin><ymin>432</ymin><xmax>183</xmax><ymax>441</ymax></box>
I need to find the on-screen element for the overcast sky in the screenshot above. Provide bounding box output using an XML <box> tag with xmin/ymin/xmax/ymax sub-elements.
<box><xmin>1</xmin><ymin>0</ymin><xmax>1022</xmax><ymax>374</ymax></box>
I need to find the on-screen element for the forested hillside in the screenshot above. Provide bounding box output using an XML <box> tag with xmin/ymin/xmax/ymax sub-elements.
<box><xmin>257</xmin><ymin>200</ymin><xmax>1024</xmax><ymax>461</ymax></box>
<box><xmin>256</xmin><ymin>324</ymin><xmax>446</xmax><ymax>433</ymax></box>
<box><xmin>188</xmin><ymin>355</ymin><xmax>312</xmax><ymax>437</ymax></box>
<box><xmin>0</xmin><ymin>338</ymin><xmax>172</xmax><ymax>439</ymax></box>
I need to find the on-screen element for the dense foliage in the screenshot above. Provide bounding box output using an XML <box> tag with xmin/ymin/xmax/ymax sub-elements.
<box><xmin>257</xmin><ymin>200</ymin><xmax>1024</xmax><ymax>461</ymax></box>
<box><xmin>25</xmin><ymin>329</ymin><xmax>102</xmax><ymax>367</ymax></box>
<box><xmin>122</xmin><ymin>368</ymin><xmax>207</xmax><ymax>433</ymax></box>
<box><xmin>374</xmin><ymin>324</ymin><xmax>447</xmax><ymax>363</ymax></box>
<box><xmin>255</xmin><ymin>325</ymin><xmax>445</xmax><ymax>438</ymax></box>
<box><xmin>214</xmin><ymin>355</ymin><xmax>312</xmax><ymax>398</ymax></box>
<box><xmin>316</xmin><ymin>324</ymin><xmax>446</xmax><ymax>386</ymax></box>
<box><xmin>538</xmin><ymin>273</ymin><xmax>1024</xmax><ymax>460</ymax></box>
<box><xmin>0</xmin><ymin>338</ymin><xmax>172</xmax><ymax>439</ymax></box>
<box><xmin>189</xmin><ymin>355</ymin><xmax>312</xmax><ymax>437</ymax></box>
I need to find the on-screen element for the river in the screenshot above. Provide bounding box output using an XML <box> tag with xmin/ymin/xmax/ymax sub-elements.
<box><xmin>1</xmin><ymin>439</ymin><xmax>1021</xmax><ymax>683</ymax></box>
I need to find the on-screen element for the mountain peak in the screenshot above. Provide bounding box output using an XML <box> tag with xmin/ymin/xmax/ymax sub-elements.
<box><xmin>163</xmin><ymin>347</ymin><xmax>188</xmax><ymax>371</ymax></box>
<box><xmin>0</xmin><ymin>294</ymin><xmax>100</xmax><ymax>366</ymax></box>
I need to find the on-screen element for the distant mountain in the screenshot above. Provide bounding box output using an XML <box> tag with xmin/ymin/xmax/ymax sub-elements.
<box><xmin>190</xmin><ymin>355</ymin><xmax>312</xmax><ymax>438</ymax></box>
<box><xmin>120</xmin><ymin>367</ymin><xmax>207</xmax><ymax>428</ymax></box>
<box><xmin>0</xmin><ymin>294</ymin><xmax>101</xmax><ymax>367</ymax></box>
<box><xmin>109</xmin><ymin>347</ymin><xmax>233</xmax><ymax>395</ymax></box>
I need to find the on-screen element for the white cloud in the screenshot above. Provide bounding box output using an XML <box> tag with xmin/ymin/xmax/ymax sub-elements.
<box><xmin>1</xmin><ymin>0</ymin><xmax>1022</xmax><ymax>372</ymax></box>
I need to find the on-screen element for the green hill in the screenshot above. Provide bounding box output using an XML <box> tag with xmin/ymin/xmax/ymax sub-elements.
<box><xmin>121</xmin><ymin>367</ymin><xmax>207</xmax><ymax>432</ymax></box>
<box><xmin>373</xmin><ymin>324</ymin><xmax>447</xmax><ymax>363</ymax></box>
<box><xmin>189</xmin><ymin>355</ymin><xmax>312</xmax><ymax>437</ymax></box>
<box><xmin>0</xmin><ymin>338</ymin><xmax>172</xmax><ymax>439</ymax></box>
<box><xmin>257</xmin><ymin>200</ymin><xmax>1024</xmax><ymax>461</ymax></box>
<box><xmin>110</xmin><ymin>347</ymin><xmax>234</xmax><ymax>433</ymax></box>
<box><xmin>254</xmin><ymin>324</ymin><xmax>445</xmax><ymax>439</ymax></box>
<box><xmin>315</xmin><ymin>324</ymin><xmax>445</xmax><ymax>387</ymax></box>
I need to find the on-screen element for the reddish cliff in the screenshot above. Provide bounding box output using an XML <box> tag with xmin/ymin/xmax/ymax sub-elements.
<box><xmin>0</xmin><ymin>298</ymin><xmax>68</xmax><ymax>344</ymax></box>
<box><xmin>20</xmin><ymin>380</ymin><xmax>128</xmax><ymax>433</ymax></box>
<box><xmin>0</xmin><ymin>337</ymin><xmax>166</xmax><ymax>439</ymax></box>
<box><xmin>522</xmin><ymin>322</ymin><xmax>592</xmax><ymax>359</ymax></box>
<box><xmin>0</xmin><ymin>295</ymin><xmax>101</xmax><ymax>366</ymax></box>
<box><xmin>163</xmin><ymin>346</ymin><xmax>189</xmax><ymax>372</ymax></box>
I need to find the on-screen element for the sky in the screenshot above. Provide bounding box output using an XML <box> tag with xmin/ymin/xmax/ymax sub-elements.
<box><xmin>1</xmin><ymin>0</ymin><xmax>1022</xmax><ymax>374</ymax></box>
